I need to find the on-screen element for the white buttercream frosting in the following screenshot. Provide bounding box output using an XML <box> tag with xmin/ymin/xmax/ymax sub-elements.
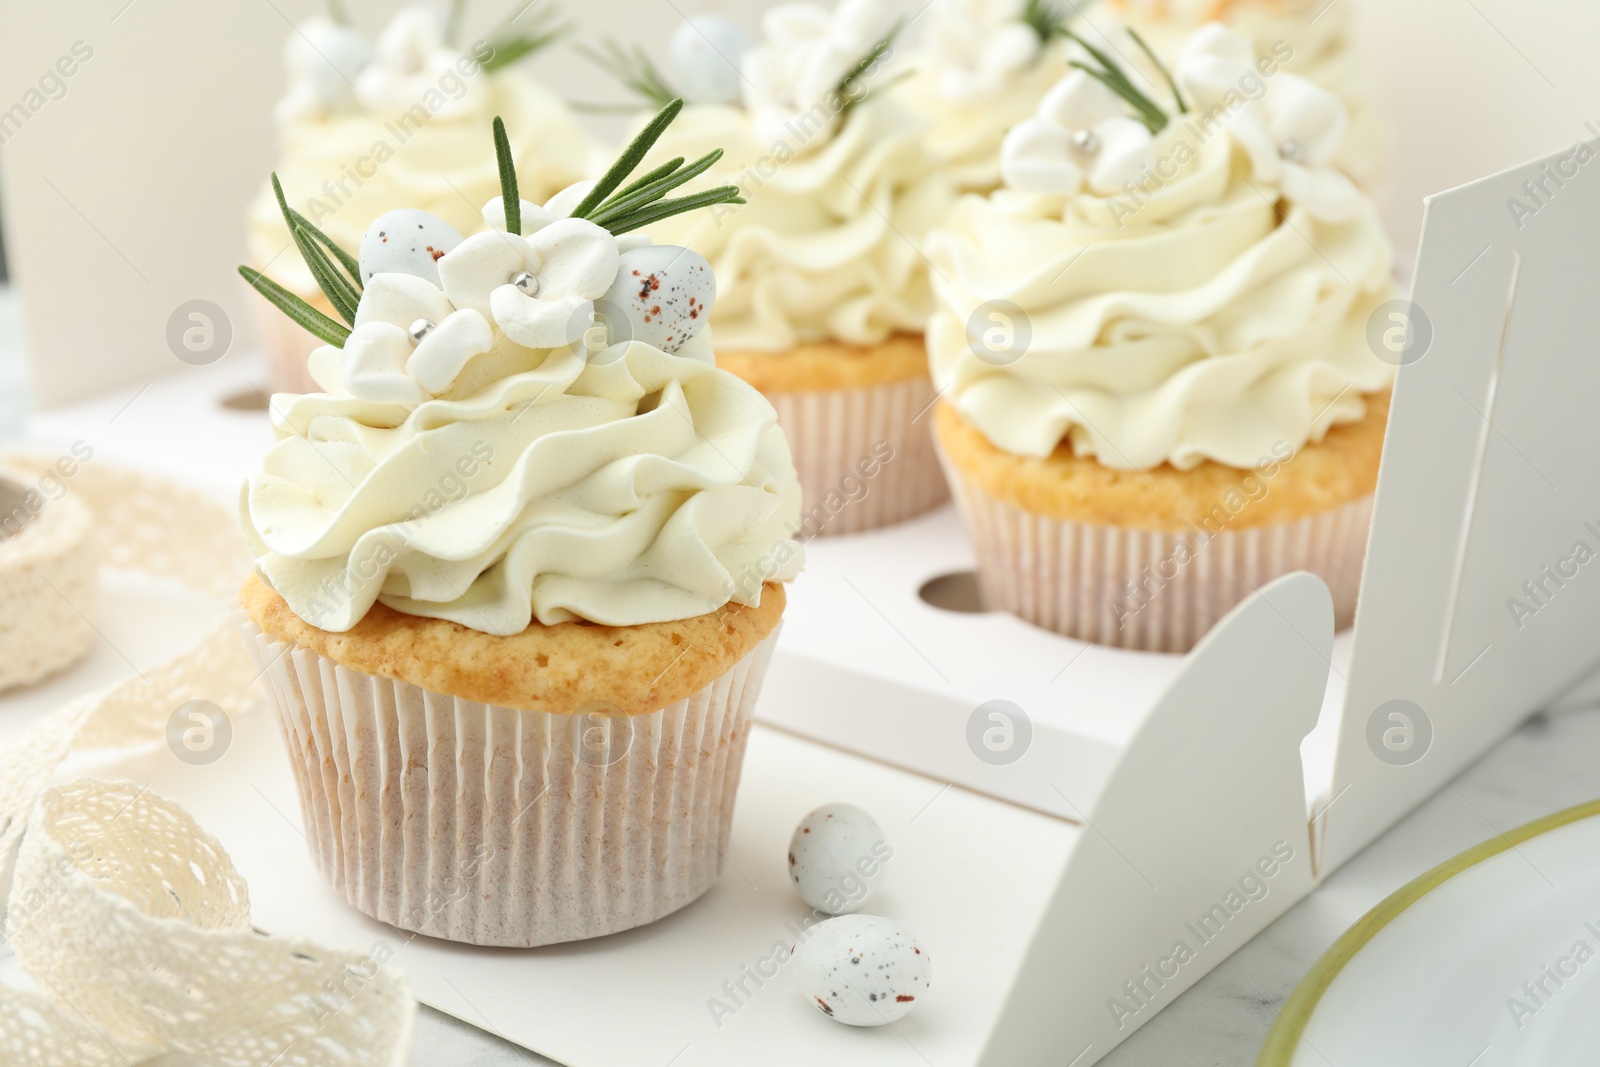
<box><xmin>893</xmin><ymin>0</ymin><xmax>1070</xmax><ymax>192</ymax></box>
<box><xmin>244</xmin><ymin>189</ymin><xmax>803</xmax><ymax>634</ymax></box>
<box><xmin>1097</xmin><ymin>0</ymin><xmax>1386</xmax><ymax>185</ymax></box>
<box><xmin>250</xmin><ymin>5</ymin><xmax>593</xmax><ymax>298</ymax></box>
<box><xmin>926</xmin><ymin>28</ymin><xmax>1395</xmax><ymax>472</ymax></box>
<box><xmin>636</xmin><ymin>99</ymin><xmax>954</xmax><ymax>350</ymax></box>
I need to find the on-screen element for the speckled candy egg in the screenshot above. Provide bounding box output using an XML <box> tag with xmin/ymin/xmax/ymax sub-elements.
<box><xmin>671</xmin><ymin>15</ymin><xmax>751</xmax><ymax>105</ymax></box>
<box><xmin>788</xmin><ymin>803</ymin><xmax>889</xmax><ymax>915</ymax></box>
<box><xmin>599</xmin><ymin>244</ymin><xmax>715</xmax><ymax>354</ymax></box>
<box><xmin>358</xmin><ymin>209</ymin><xmax>464</xmax><ymax>287</ymax></box>
<box><xmin>794</xmin><ymin>915</ymin><xmax>930</xmax><ymax>1026</ymax></box>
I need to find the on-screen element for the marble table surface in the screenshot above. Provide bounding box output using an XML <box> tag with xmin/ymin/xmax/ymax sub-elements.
<box><xmin>3</xmin><ymin>291</ymin><xmax>1595</xmax><ymax>1066</ymax></box>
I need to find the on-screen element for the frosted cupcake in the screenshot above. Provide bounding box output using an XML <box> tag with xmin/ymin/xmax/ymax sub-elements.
<box><xmin>246</xmin><ymin>3</ymin><xmax>593</xmax><ymax>394</ymax></box>
<box><xmin>587</xmin><ymin>2</ymin><xmax>956</xmax><ymax>536</ymax></box>
<box><xmin>237</xmin><ymin>104</ymin><xmax>803</xmax><ymax>946</ymax></box>
<box><xmin>1098</xmin><ymin>0</ymin><xmax>1385</xmax><ymax>187</ymax></box>
<box><xmin>926</xmin><ymin>24</ymin><xmax>1395</xmax><ymax>652</ymax></box>
<box><xmin>891</xmin><ymin>0</ymin><xmax>1075</xmax><ymax>193</ymax></box>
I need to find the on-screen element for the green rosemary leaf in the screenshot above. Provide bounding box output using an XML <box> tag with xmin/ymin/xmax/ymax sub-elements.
<box><xmin>446</xmin><ymin>0</ymin><xmax>467</xmax><ymax>45</ymax></box>
<box><xmin>571</xmin><ymin>98</ymin><xmax>685</xmax><ymax>220</ymax></box>
<box><xmin>271</xmin><ymin>174</ymin><xmax>362</xmax><ymax>289</ymax></box>
<box><xmin>589</xmin><ymin>149</ymin><xmax>724</xmax><ymax>227</ymax></box>
<box><xmin>326</xmin><ymin>0</ymin><xmax>350</xmax><ymax>26</ymax></box>
<box><xmin>575</xmin><ymin>39</ymin><xmax>678</xmax><ymax>108</ymax></box>
<box><xmin>492</xmin><ymin>116</ymin><xmax>521</xmax><ymax>234</ymax></box>
<box><xmin>292</xmin><ymin>222</ymin><xmax>361</xmax><ymax>325</ymax></box>
<box><xmin>605</xmin><ymin>186</ymin><xmax>744</xmax><ymax>235</ymax></box>
<box><xmin>1020</xmin><ymin>0</ymin><xmax>1066</xmax><ymax>43</ymax></box>
<box><xmin>612</xmin><ymin>156</ymin><xmax>686</xmax><ymax>202</ymax></box>
<box><xmin>480</xmin><ymin>0</ymin><xmax>568</xmax><ymax>72</ymax></box>
<box><xmin>239</xmin><ymin>266</ymin><xmax>352</xmax><ymax>347</ymax></box>
<box><xmin>1128</xmin><ymin>26</ymin><xmax>1186</xmax><ymax>114</ymax></box>
<box><xmin>836</xmin><ymin>20</ymin><xmax>903</xmax><ymax>118</ymax></box>
<box><xmin>1071</xmin><ymin>62</ymin><xmax>1167</xmax><ymax>134</ymax></box>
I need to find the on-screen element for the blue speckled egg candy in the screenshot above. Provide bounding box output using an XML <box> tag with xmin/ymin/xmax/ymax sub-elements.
<box><xmin>600</xmin><ymin>244</ymin><xmax>715</xmax><ymax>354</ymax></box>
<box><xmin>358</xmin><ymin>209</ymin><xmax>464</xmax><ymax>287</ymax></box>
<box><xmin>794</xmin><ymin>915</ymin><xmax>931</xmax><ymax>1026</ymax></box>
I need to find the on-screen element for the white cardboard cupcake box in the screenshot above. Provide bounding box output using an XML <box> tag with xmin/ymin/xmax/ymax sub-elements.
<box><xmin>10</xmin><ymin>143</ymin><xmax>1600</xmax><ymax>1067</ymax></box>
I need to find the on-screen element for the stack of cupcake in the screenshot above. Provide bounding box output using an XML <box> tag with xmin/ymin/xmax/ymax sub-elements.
<box><xmin>246</xmin><ymin>2</ymin><xmax>594</xmax><ymax>393</ymax></box>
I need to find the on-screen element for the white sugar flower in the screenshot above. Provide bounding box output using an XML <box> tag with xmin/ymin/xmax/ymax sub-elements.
<box><xmin>927</xmin><ymin>0</ymin><xmax>1042</xmax><ymax>103</ymax></box>
<box><xmin>439</xmin><ymin>219</ymin><xmax>620</xmax><ymax>350</ymax></box>
<box><xmin>1176</xmin><ymin>23</ymin><xmax>1359</xmax><ymax>221</ymax></box>
<box><xmin>741</xmin><ymin>0</ymin><xmax>896</xmax><ymax>151</ymax></box>
<box><xmin>309</xmin><ymin>273</ymin><xmax>493</xmax><ymax>406</ymax></box>
<box><xmin>276</xmin><ymin>16</ymin><xmax>372</xmax><ymax>122</ymax></box>
<box><xmin>1001</xmin><ymin>70</ymin><xmax>1156</xmax><ymax>196</ymax></box>
<box><xmin>355</xmin><ymin>5</ymin><xmax>486</xmax><ymax>120</ymax></box>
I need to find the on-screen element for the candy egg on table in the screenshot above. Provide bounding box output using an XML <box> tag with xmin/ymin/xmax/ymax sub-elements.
<box><xmin>358</xmin><ymin>209</ymin><xmax>464</xmax><ymax>287</ymax></box>
<box><xmin>598</xmin><ymin>244</ymin><xmax>715</xmax><ymax>354</ymax></box>
<box><xmin>671</xmin><ymin>15</ymin><xmax>751</xmax><ymax>105</ymax></box>
<box><xmin>794</xmin><ymin>915</ymin><xmax>931</xmax><ymax>1026</ymax></box>
<box><xmin>788</xmin><ymin>803</ymin><xmax>890</xmax><ymax>915</ymax></box>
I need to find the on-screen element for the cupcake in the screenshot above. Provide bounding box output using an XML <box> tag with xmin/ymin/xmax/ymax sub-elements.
<box><xmin>891</xmin><ymin>0</ymin><xmax>1075</xmax><ymax>193</ymax></box>
<box><xmin>925</xmin><ymin>24</ymin><xmax>1395</xmax><ymax>653</ymax></box>
<box><xmin>1098</xmin><ymin>0</ymin><xmax>1386</xmax><ymax>187</ymax></box>
<box><xmin>246</xmin><ymin>3</ymin><xmax>594</xmax><ymax>394</ymax></box>
<box><xmin>585</xmin><ymin>2</ymin><xmax>956</xmax><ymax>537</ymax></box>
<box><xmin>237</xmin><ymin>103</ymin><xmax>804</xmax><ymax>946</ymax></box>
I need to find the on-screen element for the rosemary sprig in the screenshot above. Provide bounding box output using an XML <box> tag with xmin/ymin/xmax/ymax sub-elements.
<box><xmin>836</xmin><ymin>20</ymin><xmax>904</xmax><ymax>119</ymax></box>
<box><xmin>238</xmin><ymin>267</ymin><xmax>352</xmax><ymax>347</ymax></box>
<box><xmin>1066</xmin><ymin>30</ymin><xmax>1171</xmax><ymax>134</ymax></box>
<box><xmin>271</xmin><ymin>175</ymin><xmax>362</xmax><ymax>287</ymax></box>
<box><xmin>1128</xmin><ymin>26</ymin><xmax>1186</xmax><ymax>114</ymax></box>
<box><xmin>493</xmin><ymin>116</ymin><xmax>521</xmax><ymax>234</ymax></box>
<box><xmin>576</xmin><ymin>38</ymin><xmax>678</xmax><ymax>108</ymax></box>
<box><xmin>1021</xmin><ymin>0</ymin><xmax>1067</xmax><ymax>44</ymax></box>
<box><xmin>325</xmin><ymin>0</ymin><xmax>350</xmax><ymax>26</ymax></box>
<box><xmin>446</xmin><ymin>0</ymin><xmax>467</xmax><ymax>45</ymax></box>
<box><xmin>481</xmin><ymin>1</ymin><xmax>569</xmax><ymax>73</ymax></box>
<box><xmin>271</xmin><ymin>173</ymin><xmax>362</xmax><ymax>324</ymax></box>
<box><xmin>566</xmin><ymin>101</ymin><xmax>745</xmax><ymax>232</ymax></box>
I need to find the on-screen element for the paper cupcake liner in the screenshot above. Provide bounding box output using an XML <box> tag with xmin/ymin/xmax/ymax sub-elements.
<box><xmin>238</xmin><ymin>617</ymin><xmax>779</xmax><ymax>947</ymax></box>
<box><xmin>767</xmin><ymin>377</ymin><xmax>949</xmax><ymax>538</ymax></box>
<box><xmin>938</xmin><ymin>453</ymin><xmax>1372</xmax><ymax>654</ymax></box>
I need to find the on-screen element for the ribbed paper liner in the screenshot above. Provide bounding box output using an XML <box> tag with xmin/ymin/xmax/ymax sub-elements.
<box><xmin>240</xmin><ymin>619</ymin><xmax>779</xmax><ymax>948</ymax></box>
<box><xmin>768</xmin><ymin>377</ymin><xmax>949</xmax><ymax>537</ymax></box>
<box><xmin>940</xmin><ymin>453</ymin><xmax>1373</xmax><ymax>654</ymax></box>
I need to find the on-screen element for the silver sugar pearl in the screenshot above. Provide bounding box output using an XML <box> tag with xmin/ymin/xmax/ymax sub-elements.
<box><xmin>1071</xmin><ymin>128</ymin><xmax>1101</xmax><ymax>155</ymax></box>
<box><xmin>512</xmin><ymin>270</ymin><xmax>541</xmax><ymax>296</ymax></box>
<box><xmin>1280</xmin><ymin>139</ymin><xmax>1306</xmax><ymax>164</ymax></box>
<box><xmin>407</xmin><ymin>318</ymin><xmax>436</xmax><ymax>345</ymax></box>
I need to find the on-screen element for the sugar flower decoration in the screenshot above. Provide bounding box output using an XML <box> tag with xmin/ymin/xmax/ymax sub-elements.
<box><xmin>1176</xmin><ymin>24</ymin><xmax>1360</xmax><ymax>222</ymax></box>
<box><xmin>355</xmin><ymin>6</ymin><xmax>488</xmax><ymax>119</ymax></box>
<box><xmin>927</xmin><ymin>0</ymin><xmax>1043</xmax><ymax>103</ymax></box>
<box><xmin>1000</xmin><ymin>71</ymin><xmax>1157</xmax><ymax>196</ymax></box>
<box><xmin>741</xmin><ymin>0</ymin><xmax>898</xmax><ymax>151</ymax></box>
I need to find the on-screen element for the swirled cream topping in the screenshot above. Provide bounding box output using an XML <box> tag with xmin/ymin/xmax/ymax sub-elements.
<box><xmin>1097</xmin><ymin>0</ymin><xmax>1385</xmax><ymax>184</ymax></box>
<box><xmin>243</xmin><ymin>189</ymin><xmax>803</xmax><ymax>634</ymax></box>
<box><xmin>926</xmin><ymin>25</ymin><xmax>1395</xmax><ymax>472</ymax></box>
<box><xmin>638</xmin><ymin>100</ymin><xmax>954</xmax><ymax>350</ymax></box>
<box><xmin>892</xmin><ymin>0</ymin><xmax>1070</xmax><ymax>192</ymax></box>
<box><xmin>249</xmin><ymin>6</ymin><xmax>593</xmax><ymax>297</ymax></box>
